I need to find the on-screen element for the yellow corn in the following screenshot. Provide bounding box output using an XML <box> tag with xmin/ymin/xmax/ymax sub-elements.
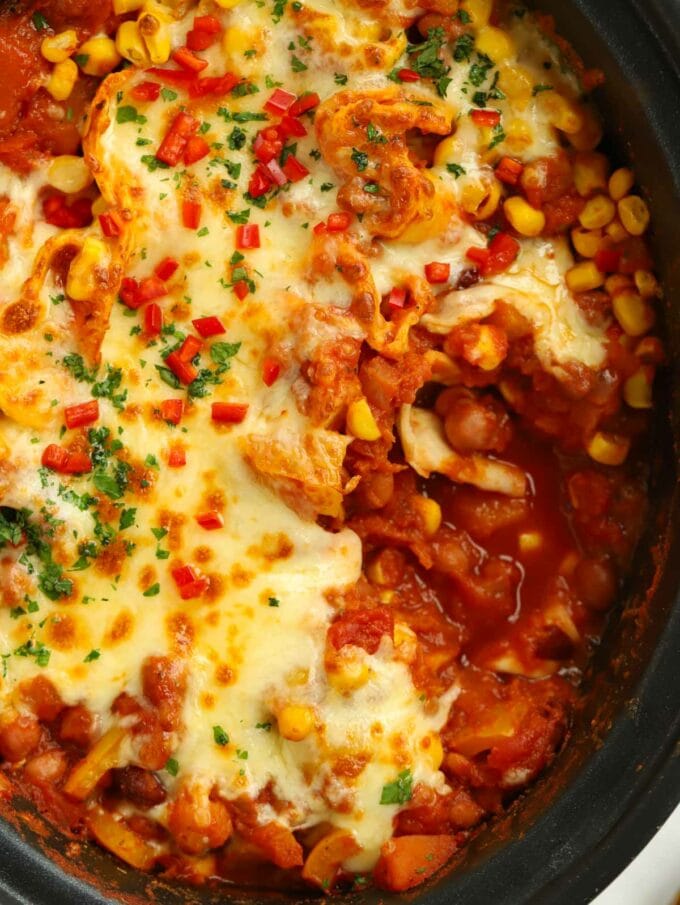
<box><xmin>504</xmin><ymin>117</ymin><xmax>532</xmax><ymax>154</ymax></box>
<box><xmin>504</xmin><ymin>196</ymin><xmax>545</xmax><ymax>237</ymax></box>
<box><xmin>605</xmin><ymin>274</ymin><xmax>632</xmax><ymax>296</ymax></box>
<box><xmin>518</xmin><ymin>532</ymin><xmax>542</xmax><ymax>554</ymax></box>
<box><xmin>113</xmin><ymin>0</ymin><xmax>145</xmax><ymax>12</ymax></box>
<box><xmin>542</xmin><ymin>93</ymin><xmax>583</xmax><ymax>134</ymax></box>
<box><xmin>587</xmin><ymin>431</ymin><xmax>630</xmax><ymax>466</ymax></box>
<box><xmin>41</xmin><ymin>29</ymin><xmax>78</xmax><ymax>63</ymax></box>
<box><xmin>475</xmin><ymin>25</ymin><xmax>515</xmax><ymax>63</ymax></box>
<box><xmin>47</xmin><ymin>155</ymin><xmax>94</xmax><ymax>194</ymax></box>
<box><xmin>623</xmin><ymin>368</ymin><xmax>653</xmax><ymax>409</ymax></box>
<box><xmin>608</xmin><ymin>167</ymin><xmax>634</xmax><ymax>202</ymax></box>
<box><xmin>463</xmin><ymin>323</ymin><xmax>507</xmax><ymax>370</ymax></box>
<box><xmin>497</xmin><ymin>64</ymin><xmax>533</xmax><ymax>108</ymax></box>
<box><xmin>460</xmin><ymin>0</ymin><xmax>492</xmax><ymax>26</ymax></box>
<box><xmin>223</xmin><ymin>25</ymin><xmax>254</xmax><ymax>61</ymax></box>
<box><xmin>66</xmin><ymin>238</ymin><xmax>107</xmax><ymax>302</ymax></box>
<box><xmin>215</xmin><ymin>0</ymin><xmax>243</xmax><ymax>7</ymax></box>
<box><xmin>379</xmin><ymin>589</ymin><xmax>396</xmax><ymax>604</ymax></box>
<box><xmin>77</xmin><ymin>36</ymin><xmax>121</xmax><ymax>76</ymax></box>
<box><xmin>612</xmin><ymin>291</ymin><xmax>654</xmax><ymax>337</ymax></box>
<box><xmin>618</xmin><ymin>195</ymin><xmax>650</xmax><ymax>236</ymax></box>
<box><xmin>565</xmin><ymin>260</ymin><xmax>604</xmax><ymax>293</ymax></box>
<box><xmin>414</xmin><ymin>496</ymin><xmax>442</xmax><ymax>537</ymax></box>
<box><xmin>422</xmin><ymin>733</ymin><xmax>444</xmax><ymax>771</ymax></box>
<box><xmin>115</xmin><ymin>21</ymin><xmax>150</xmax><ymax>66</ymax></box>
<box><xmin>327</xmin><ymin>656</ymin><xmax>371</xmax><ymax>693</ymax></box>
<box><xmin>605</xmin><ymin>219</ymin><xmax>629</xmax><ymax>243</ymax></box>
<box><xmin>138</xmin><ymin>5</ymin><xmax>172</xmax><ymax>64</ymax></box>
<box><xmin>366</xmin><ymin>553</ymin><xmax>391</xmax><ymax>586</ymax></box>
<box><xmin>634</xmin><ymin>270</ymin><xmax>659</xmax><ymax>299</ymax></box>
<box><xmin>578</xmin><ymin>195</ymin><xmax>616</xmax><ymax>230</ymax></box>
<box><xmin>573</xmin><ymin>152</ymin><xmax>609</xmax><ymax>197</ymax></box>
<box><xmin>278</xmin><ymin>705</ymin><xmax>314</xmax><ymax>742</ymax></box>
<box><xmin>571</xmin><ymin>227</ymin><xmax>602</xmax><ymax>258</ymax></box>
<box><xmin>347</xmin><ymin>398</ymin><xmax>380</xmax><ymax>441</ymax></box>
<box><xmin>45</xmin><ymin>59</ymin><xmax>78</xmax><ymax>101</ymax></box>
<box><xmin>568</xmin><ymin>106</ymin><xmax>603</xmax><ymax>151</ymax></box>
<box><xmin>425</xmin><ymin>350</ymin><xmax>460</xmax><ymax>386</ymax></box>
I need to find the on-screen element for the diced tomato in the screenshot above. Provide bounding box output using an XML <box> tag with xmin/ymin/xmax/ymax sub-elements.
<box><xmin>147</xmin><ymin>67</ymin><xmax>197</xmax><ymax>86</ymax></box>
<box><xmin>397</xmin><ymin>68</ymin><xmax>420</xmax><ymax>82</ymax></box>
<box><xmin>182</xmin><ymin>199</ymin><xmax>202</xmax><ymax>230</ymax></box>
<box><xmin>144</xmin><ymin>303</ymin><xmax>163</xmax><ymax>336</ymax></box>
<box><xmin>424</xmin><ymin>261</ymin><xmax>451</xmax><ymax>284</ymax></box>
<box><xmin>232</xmin><ymin>280</ymin><xmax>250</xmax><ymax>300</ymax></box>
<box><xmin>154</xmin><ymin>257</ymin><xmax>179</xmax><ymax>281</ymax></box>
<box><xmin>120</xmin><ymin>277</ymin><xmax>143</xmax><ymax>309</ymax></box>
<box><xmin>188</xmin><ymin>73</ymin><xmax>239</xmax><ymax>98</ymax></box>
<box><xmin>278</xmin><ymin>115</ymin><xmax>307</xmax><ymax>138</ymax></box>
<box><xmin>386</xmin><ymin>286</ymin><xmax>407</xmax><ymax>308</ymax></box>
<box><xmin>165</xmin><ymin>351</ymin><xmax>198</xmax><ymax>385</ymax></box>
<box><xmin>236</xmin><ymin>224</ymin><xmax>260</xmax><ymax>249</ymax></box>
<box><xmin>327</xmin><ymin>607</ymin><xmax>394</xmax><ymax>654</ymax></box>
<box><xmin>254</xmin><ymin>128</ymin><xmax>284</xmax><ymax>164</ymax></box>
<box><xmin>160</xmin><ymin>398</ymin><xmax>184</xmax><ymax>425</ymax></box>
<box><xmin>282</xmin><ymin>155</ymin><xmax>309</xmax><ymax>183</ymax></box>
<box><xmin>211</xmin><ymin>402</ymin><xmax>249</xmax><ymax>423</ymax></box>
<box><xmin>172</xmin><ymin>564</ymin><xmax>197</xmax><ymax>587</ymax></box>
<box><xmin>326</xmin><ymin>211</ymin><xmax>352</xmax><ymax>232</ymax></box>
<box><xmin>99</xmin><ymin>211</ymin><xmax>123</xmax><ymax>237</ymax></box>
<box><xmin>262</xmin><ymin>357</ymin><xmax>281</xmax><ymax>386</ymax></box>
<box><xmin>168</xmin><ymin>443</ymin><xmax>187</xmax><ymax>468</ymax></box>
<box><xmin>264</xmin><ymin>88</ymin><xmax>296</xmax><ymax>115</ymax></box>
<box><xmin>178</xmin><ymin>335</ymin><xmax>202</xmax><ymax>363</ymax></box>
<box><xmin>484</xmin><ymin>232</ymin><xmax>520</xmax><ymax>276</ymax></box>
<box><xmin>136</xmin><ymin>275</ymin><xmax>166</xmax><ymax>303</ymax></box>
<box><xmin>131</xmin><ymin>80</ymin><xmax>161</xmax><ymax>102</ymax></box>
<box><xmin>42</xmin><ymin>444</ymin><xmax>90</xmax><ymax>474</ymax></box>
<box><xmin>195</xmin><ymin>510</ymin><xmax>224</xmax><ymax>530</ymax></box>
<box><xmin>594</xmin><ymin>247</ymin><xmax>622</xmax><ymax>273</ymax></box>
<box><xmin>43</xmin><ymin>194</ymin><xmax>92</xmax><ymax>229</ymax></box>
<box><xmin>186</xmin><ymin>28</ymin><xmax>217</xmax><ymax>51</ymax></box>
<box><xmin>495</xmin><ymin>156</ymin><xmax>524</xmax><ymax>186</ymax></box>
<box><xmin>172</xmin><ymin>47</ymin><xmax>209</xmax><ymax>73</ymax></box>
<box><xmin>156</xmin><ymin>112</ymin><xmax>199</xmax><ymax>167</ymax></box>
<box><xmin>64</xmin><ymin>401</ymin><xmax>99</xmax><ymax>430</ymax></box>
<box><xmin>288</xmin><ymin>92</ymin><xmax>320</xmax><ymax>117</ymax></box>
<box><xmin>192</xmin><ymin>316</ymin><xmax>225</xmax><ymax>337</ymax></box>
<box><xmin>471</xmin><ymin>108</ymin><xmax>501</xmax><ymax>127</ymax></box>
<box><xmin>62</xmin><ymin>451</ymin><xmax>93</xmax><ymax>475</ymax></box>
<box><xmin>183</xmin><ymin>136</ymin><xmax>210</xmax><ymax>165</ymax></box>
<box><xmin>248</xmin><ymin>166</ymin><xmax>273</xmax><ymax>198</ymax></box>
<box><xmin>465</xmin><ymin>246</ymin><xmax>490</xmax><ymax>269</ymax></box>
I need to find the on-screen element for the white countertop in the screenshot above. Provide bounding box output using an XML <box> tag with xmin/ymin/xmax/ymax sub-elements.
<box><xmin>592</xmin><ymin>805</ymin><xmax>680</xmax><ymax>905</ymax></box>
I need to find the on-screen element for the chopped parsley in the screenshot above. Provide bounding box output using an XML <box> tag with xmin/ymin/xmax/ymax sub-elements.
<box><xmin>406</xmin><ymin>27</ymin><xmax>452</xmax><ymax>97</ymax></box>
<box><xmin>351</xmin><ymin>148</ymin><xmax>369</xmax><ymax>172</ymax></box>
<box><xmin>31</xmin><ymin>11</ymin><xmax>50</xmax><ymax>30</ymax></box>
<box><xmin>532</xmin><ymin>83</ymin><xmax>554</xmax><ymax>95</ymax></box>
<box><xmin>165</xmin><ymin>758</ymin><xmax>180</xmax><ymax>776</ymax></box>
<box><xmin>213</xmin><ymin>725</ymin><xmax>230</xmax><ymax>746</ymax></box>
<box><xmin>116</xmin><ymin>105</ymin><xmax>147</xmax><ymax>125</ymax></box>
<box><xmin>446</xmin><ymin>163</ymin><xmax>466</xmax><ymax>178</ymax></box>
<box><xmin>380</xmin><ymin>769</ymin><xmax>413</xmax><ymax>805</ymax></box>
<box><xmin>83</xmin><ymin>649</ymin><xmax>100</xmax><ymax>663</ymax></box>
<box><xmin>268</xmin><ymin>596</ymin><xmax>280</xmax><ymax>607</ymax></box>
<box><xmin>489</xmin><ymin>123</ymin><xmax>506</xmax><ymax>149</ymax></box>
<box><xmin>453</xmin><ymin>33</ymin><xmax>475</xmax><ymax>63</ymax></box>
<box><xmin>290</xmin><ymin>54</ymin><xmax>308</xmax><ymax>72</ymax></box>
<box><xmin>160</xmin><ymin>87</ymin><xmax>178</xmax><ymax>102</ymax></box>
<box><xmin>143</xmin><ymin>583</ymin><xmax>160</xmax><ymax>597</ymax></box>
<box><xmin>334</xmin><ymin>73</ymin><xmax>348</xmax><ymax>85</ymax></box>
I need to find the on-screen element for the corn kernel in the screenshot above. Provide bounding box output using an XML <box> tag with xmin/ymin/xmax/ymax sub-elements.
<box><xmin>573</xmin><ymin>152</ymin><xmax>609</xmax><ymax>197</ymax></box>
<box><xmin>462</xmin><ymin>323</ymin><xmax>507</xmax><ymax>371</ymax></box>
<box><xmin>504</xmin><ymin>196</ymin><xmax>545</xmax><ymax>237</ymax></box>
<box><xmin>623</xmin><ymin>368</ymin><xmax>653</xmax><ymax>409</ymax></box>
<box><xmin>41</xmin><ymin>29</ymin><xmax>78</xmax><ymax>63</ymax></box>
<box><xmin>223</xmin><ymin>25</ymin><xmax>254</xmax><ymax>61</ymax></box>
<box><xmin>475</xmin><ymin>25</ymin><xmax>515</xmax><ymax>63</ymax></box>
<box><xmin>612</xmin><ymin>291</ymin><xmax>654</xmax><ymax>337</ymax></box>
<box><xmin>571</xmin><ymin>227</ymin><xmax>602</xmax><ymax>258</ymax></box>
<box><xmin>327</xmin><ymin>656</ymin><xmax>371</xmax><ymax>693</ymax></box>
<box><xmin>618</xmin><ymin>195</ymin><xmax>650</xmax><ymax>236</ymax></box>
<box><xmin>379</xmin><ymin>590</ymin><xmax>396</xmax><ymax>605</ymax></box>
<box><xmin>504</xmin><ymin>117</ymin><xmax>532</xmax><ymax>153</ymax></box>
<box><xmin>568</xmin><ymin>107</ymin><xmax>603</xmax><ymax>151</ymax></box>
<box><xmin>497</xmin><ymin>64</ymin><xmax>533</xmax><ymax>108</ymax></box>
<box><xmin>116</xmin><ymin>21</ymin><xmax>150</xmax><ymax>66</ymax></box>
<box><xmin>578</xmin><ymin>195</ymin><xmax>616</xmax><ymax>230</ymax></box>
<box><xmin>366</xmin><ymin>554</ymin><xmax>391</xmax><ymax>586</ymax></box>
<box><xmin>414</xmin><ymin>496</ymin><xmax>441</xmax><ymax>537</ymax></box>
<box><xmin>138</xmin><ymin>5</ymin><xmax>171</xmax><ymax>64</ymax></box>
<box><xmin>587</xmin><ymin>431</ymin><xmax>631</xmax><ymax>466</ymax></box>
<box><xmin>460</xmin><ymin>0</ymin><xmax>492</xmax><ymax>26</ymax></box>
<box><xmin>565</xmin><ymin>260</ymin><xmax>604</xmax><ymax>293</ymax></box>
<box><xmin>425</xmin><ymin>350</ymin><xmax>460</xmax><ymax>386</ymax></box>
<box><xmin>46</xmin><ymin>59</ymin><xmax>78</xmax><ymax>101</ymax></box>
<box><xmin>422</xmin><ymin>733</ymin><xmax>444</xmax><ymax>771</ymax></box>
<box><xmin>541</xmin><ymin>93</ymin><xmax>583</xmax><ymax>134</ymax></box>
<box><xmin>66</xmin><ymin>238</ymin><xmax>107</xmax><ymax>302</ymax></box>
<box><xmin>518</xmin><ymin>531</ymin><xmax>542</xmax><ymax>554</ymax></box>
<box><xmin>215</xmin><ymin>0</ymin><xmax>243</xmax><ymax>7</ymax></box>
<box><xmin>278</xmin><ymin>705</ymin><xmax>314</xmax><ymax>741</ymax></box>
<box><xmin>608</xmin><ymin>167</ymin><xmax>634</xmax><ymax>202</ymax></box>
<box><xmin>113</xmin><ymin>0</ymin><xmax>145</xmax><ymax>11</ymax></box>
<box><xmin>77</xmin><ymin>36</ymin><xmax>121</xmax><ymax>76</ymax></box>
<box><xmin>634</xmin><ymin>269</ymin><xmax>659</xmax><ymax>299</ymax></box>
<box><xmin>47</xmin><ymin>155</ymin><xmax>94</xmax><ymax>194</ymax></box>
<box><xmin>605</xmin><ymin>219</ymin><xmax>629</xmax><ymax>243</ymax></box>
<box><xmin>605</xmin><ymin>274</ymin><xmax>633</xmax><ymax>296</ymax></box>
<box><xmin>347</xmin><ymin>398</ymin><xmax>380</xmax><ymax>441</ymax></box>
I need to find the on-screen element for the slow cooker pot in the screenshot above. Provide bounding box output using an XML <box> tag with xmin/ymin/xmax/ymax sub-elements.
<box><xmin>0</xmin><ymin>0</ymin><xmax>678</xmax><ymax>902</ymax></box>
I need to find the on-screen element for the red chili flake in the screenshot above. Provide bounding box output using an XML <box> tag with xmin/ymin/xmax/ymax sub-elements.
<box><xmin>265</xmin><ymin>159</ymin><xmax>288</xmax><ymax>187</ymax></box>
<box><xmin>278</xmin><ymin>115</ymin><xmax>307</xmax><ymax>138</ymax></box>
<box><xmin>178</xmin><ymin>335</ymin><xmax>202</xmax><ymax>363</ymax></box>
<box><xmin>232</xmin><ymin>280</ymin><xmax>250</xmax><ymax>300</ymax></box>
<box><xmin>248</xmin><ymin>166</ymin><xmax>273</xmax><ymax>198</ymax></box>
<box><xmin>157</xmin><ymin>112</ymin><xmax>199</xmax><ymax>167</ymax></box>
<box><xmin>99</xmin><ymin>211</ymin><xmax>124</xmax><ymax>237</ymax></box>
<box><xmin>594</xmin><ymin>247</ymin><xmax>622</xmax><ymax>273</ymax></box>
<box><xmin>188</xmin><ymin>73</ymin><xmax>239</xmax><ymax>98</ymax></box>
<box><xmin>183</xmin><ymin>135</ymin><xmax>210</xmax><ymax>165</ymax></box>
<box><xmin>386</xmin><ymin>287</ymin><xmax>407</xmax><ymax>308</ymax></box>
<box><xmin>397</xmin><ymin>68</ymin><xmax>419</xmax><ymax>82</ymax></box>
<box><xmin>470</xmin><ymin>108</ymin><xmax>501</xmax><ymax>127</ymax></box>
<box><xmin>495</xmin><ymin>156</ymin><xmax>524</xmax><ymax>186</ymax></box>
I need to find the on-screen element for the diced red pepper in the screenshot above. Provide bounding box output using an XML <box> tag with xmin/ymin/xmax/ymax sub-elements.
<box><xmin>186</xmin><ymin>28</ymin><xmax>217</xmax><ymax>51</ymax></box>
<box><xmin>99</xmin><ymin>211</ymin><xmax>123</xmax><ymax>237</ymax></box>
<box><xmin>154</xmin><ymin>257</ymin><xmax>179</xmax><ymax>281</ymax></box>
<box><xmin>137</xmin><ymin>275</ymin><xmax>166</xmax><ymax>303</ymax></box>
<box><xmin>120</xmin><ymin>277</ymin><xmax>143</xmax><ymax>309</ymax></box>
<box><xmin>131</xmin><ymin>80</ymin><xmax>161</xmax><ymax>102</ymax></box>
<box><xmin>254</xmin><ymin>128</ymin><xmax>284</xmax><ymax>164</ymax></box>
<box><xmin>326</xmin><ymin>211</ymin><xmax>352</xmax><ymax>232</ymax></box>
<box><xmin>236</xmin><ymin>224</ymin><xmax>260</xmax><ymax>249</ymax></box>
<box><xmin>264</xmin><ymin>88</ymin><xmax>296</xmax><ymax>115</ymax></box>
<box><xmin>397</xmin><ymin>68</ymin><xmax>419</xmax><ymax>82</ymax></box>
<box><xmin>179</xmin><ymin>576</ymin><xmax>208</xmax><ymax>598</ymax></box>
<box><xmin>64</xmin><ymin>401</ymin><xmax>99</xmax><ymax>430</ymax></box>
<box><xmin>62</xmin><ymin>451</ymin><xmax>93</xmax><ymax>474</ymax></box>
<box><xmin>386</xmin><ymin>287</ymin><xmax>407</xmax><ymax>308</ymax></box>
<box><xmin>495</xmin><ymin>156</ymin><xmax>524</xmax><ymax>186</ymax></box>
<box><xmin>465</xmin><ymin>246</ymin><xmax>490</xmax><ymax>269</ymax></box>
<box><xmin>157</xmin><ymin>111</ymin><xmax>199</xmax><ymax>167</ymax></box>
<box><xmin>288</xmin><ymin>92</ymin><xmax>320</xmax><ymax>117</ymax></box>
<box><xmin>172</xmin><ymin>563</ymin><xmax>207</xmax><ymax>596</ymax></box>
<box><xmin>43</xmin><ymin>194</ymin><xmax>92</xmax><ymax>229</ymax></box>
<box><xmin>313</xmin><ymin>222</ymin><xmax>327</xmax><ymax>235</ymax></box>
<box><xmin>211</xmin><ymin>402</ymin><xmax>249</xmax><ymax>423</ymax></box>
<box><xmin>194</xmin><ymin>14</ymin><xmax>222</xmax><ymax>33</ymax></box>
<box><xmin>594</xmin><ymin>247</ymin><xmax>622</xmax><ymax>273</ymax></box>
<box><xmin>160</xmin><ymin>398</ymin><xmax>184</xmax><ymax>425</ymax></box>
<box><xmin>172</xmin><ymin>564</ymin><xmax>196</xmax><ymax>587</ymax></box>
<box><xmin>471</xmin><ymin>108</ymin><xmax>501</xmax><ymax>127</ymax></box>
<box><xmin>248</xmin><ymin>166</ymin><xmax>274</xmax><ymax>198</ymax></box>
<box><xmin>41</xmin><ymin>444</ymin><xmax>92</xmax><ymax>474</ymax></box>
<box><xmin>182</xmin><ymin>199</ymin><xmax>202</xmax><ymax>229</ymax></box>
<box><xmin>278</xmin><ymin>115</ymin><xmax>307</xmax><ymax>138</ymax></box>
<box><xmin>188</xmin><ymin>73</ymin><xmax>239</xmax><ymax>98</ymax></box>
<box><xmin>144</xmin><ymin>303</ymin><xmax>163</xmax><ymax>336</ymax></box>
<box><xmin>282</xmin><ymin>155</ymin><xmax>309</xmax><ymax>183</ymax></box>
<box><xmin>424</xmin><ymin>261</ymin><xmax>451</xmax><ymax>284</ymax></box>
<box><xmin>262</xmin><ymin>357</ymin><xmax>281</xmax><ymax>386</ymax></box>
<box><xmin>172</xmin><ymin>46</ymin><xmax>209</xmax><ymax>73</ymax></box>
<box><xmin>147</xmin><ymin>67</ymin><xmax>196</xmax><ymax>86</ymax></box>
<box><xmin>485</xmin><ymin>232</ymin><xmax>520</xmax><ymax>276</ymax></box>
<box><xmin>183</xmin><ymin>135</ymin><xmax>210</xmax><ymax>165</ymax></box>
<box><xmin>232</xmin><ymin>280</ymin><xmax>250</xmax><ymax>300</ymax></box>
<box><xmin>168</xmin><ymin>443</ymin><xmax>187</xmax><ymax>468</ymax></box>
<box><xmin>195</xmin><ymin>510</ymin><xmax>224</xmax><ymax>530</ymax></box>
<box><xmin>192</xmin><ymin>316</ymin><xmax>225</xmax><ymax>337</ymax></box>
<box><xmin>265</xmin><ymin>159</ymin><xmax>288</xmax><ymax>187</ymax></box>
<box><xmin>165</xmin><ymin>350</ymin><xmax>198</xmax><ymax>385</ymax></box>
<box><xmin>178</xmin><ymin>334</ymin><xmax>202</xmax><ymax>363</ymax></box>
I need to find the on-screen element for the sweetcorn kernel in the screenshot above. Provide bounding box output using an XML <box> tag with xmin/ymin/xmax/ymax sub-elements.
<box><xmin>565</xmin><ymin>260</ymin><xmax>604</xmax><ymax>293</ymax></box>
<box><xmin>77</xmin><ymin>36</ymin><xmax>121</xmax><ymax>76</ymax></box>
<box><xmin>66</xmin><ymin>238</ymin><xmax>108</xmax><ymax>302</ymax></box>
<box><xmin>460</xmin><ymin>0</ymin><xmax>492</xmax><ymax>26</ymax></box>
<box><xmin>605</xmin><ymin>219</ymin><xmax>629</xmax><ymax>243</ymax></box>
<box><xmin>346</xmin><ymin>398</ymin><xmax>381</xmax><ymax>441</ymax></box>
<box><xmin>45</xmin><ymin>59</ymin><xmax>78</xmax><ymax>101</ymax></box>
<box><xmin>327</xmin><ymin>657</ymin><xmax>371</xmax><ymax>693</ymax></box>
<box><xmin>587</xmin><ymin>431</ymin><xmax>631</xmax><ymax>466</ymax></box>
<box><xmin>618</xmin><ymin>195</ymin><xmax>650</xmax><ymax>236</ymax></box>
<box><xmin>542</xmin><ymin>93</ymin><xmax>583</xmax><ymax>134</ymax></box>
<box><xmin>568</xmin><ymin>107</ymin><xmax>603</xmax><ymax>151</ymax></box>
<box><xmin>578</xmin><ymin>195</ymin><xmax>616</xmax><ymax>230</ymax></box>
<box><xmin>634</xmin><ymin>269</ymin><xmax>660</xmax><ymax>299</ymax></box>
<box><xmin>41</xmin><ymin>29</ymin><xmax>78</xmax><ymax>63</ymax></box>
<box><xmin>113</xmin><ymin>0</ymin><xmax>145</xmax><ymax>11</ymax></box>
<box><xmin>425</xmin><ymin>350</ymin><xmax>460</xmax><ymax>386</ymax></box>
<box><xmin>116</xmin><ymin>21</ymin><xmax>150</xmax><ymax>66</ymax></box>
<box><xmin>422</xmin><ymin>733</ymin><xmax>444</xmax><ymax>771</ymax></box>
<box><xmin>497</xmin><ymin>64</ymin><xmax>533</xmax><ymax>107</ymax></box>
<box><xmin>47</xmin><ymin>155</ymin><xmax>94</xmax><ymax>194</ymax></box>
<box><xmin>605</xmin><ymin>274</ymin><xmax>633</xmax><ymax>296</ymax></box>
<box><xmin>573</xmin><ymin>152</ymin><xmax>609</xmax><ymax>197</ymax></box>
<box><xmin>504</xmin><ymin>196</ymin><xmax>545</xmax><ymax>237</ymax></box>
<box><xmin>518</xmin><ymin>532</ymin><xmax>543</xmax><ymax>554</ymax></box>
<box><xmin>475</xmin><ymin>25</ymin><xmax>515</xmax><ymax>63</ymax></box>
<box><xmin>138</xmin><ymin>5</ymin><xmax>172</xmax><ymax>64</ymax></box>
<box><xmin>612</xmin><ymin>291</ymin><xmax>654</xmax><ymax>336</ymax></box>
<box><xmin>571</xmin><ymin>227</ymin><xmax>602</xmax><ymax>258</ymax></box>
<box><xmin>413</xmin><ymin>496</ymin><xmax>442</xmax><ymax>537</ymax></box>
<box><xmin>215</xmin><ymin>0</ymin><xmax>243</xmax><ymax>7</ymax></box>
<box><xmin>278</xmin><ymin>705</ymin><xmax>314</xmax><ymax>742</ymax></box>
<box><xmin>608</xmin><ymin>167</ymin><xmax>635</xmax><ymax>201</ymax></box>
<box><xmin>623</xmin><ymin>369</ymin><xmax>653</xmax><ymax>409</ymax></box>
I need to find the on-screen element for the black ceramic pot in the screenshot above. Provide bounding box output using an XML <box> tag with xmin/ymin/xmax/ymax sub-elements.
<box><xmin>0</xmin><ymin>1</ymin><xmax>679</xmax><ymax>903</ymax></box>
